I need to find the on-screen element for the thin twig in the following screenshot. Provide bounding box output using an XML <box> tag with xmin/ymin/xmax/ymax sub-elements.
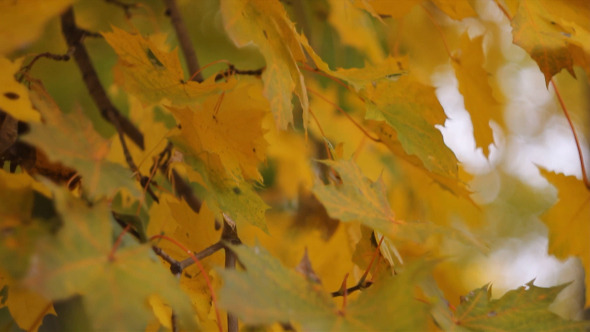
<box><xmin>163</xmin><ymin>0</ymin><xmax>203</xmax><ymax>82</ymax></box>
<box><xmin>60</xmin><ymin>7</ymin><xmax>144</xmax><ymax>149</ymax></box>
<box><xmin>18</xmin><ymin>51</ymin><xmax>72</xmax><ymax>82</ymax></box>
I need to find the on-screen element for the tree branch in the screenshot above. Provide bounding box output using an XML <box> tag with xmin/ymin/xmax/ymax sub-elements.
<box><xmin>163</xmin><ymin>0</ymin><xmax>203</xmax><ymax>82</ymax></box>
<box><xmin>175</xmin><ymin>241</ymin><xmax>225</xmax><ymax>272</ymax></box>
<box><xmin>222</xmin><ymin>219</ymin><xmax>240</xmax><ymax>332</ymax></box>
<box><xmin>60</xmin><ymin>7</ymin><xmax>144</xmax><ymax>149</ymax></box>
<box><xmin>331</xmin><ymin>280</ymin><xmax>373</xmax><ymax>297</ymax></box>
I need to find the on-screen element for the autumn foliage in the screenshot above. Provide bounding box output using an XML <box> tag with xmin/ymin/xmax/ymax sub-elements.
<box><xmin>1</xmin><ymin>0</ymin><xmax>589</xmax><ymax>331</ymax></box>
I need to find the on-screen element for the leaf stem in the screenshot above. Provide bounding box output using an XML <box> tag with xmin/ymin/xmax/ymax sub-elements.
<box><xmin>338</xmin><ymin>273</ymin><xmax>349</xmax><ymax>316</ymax></box>
<box><xmin>551</xmin><ymin>79</ymin><xmax>590</xmax><ymax>189</ymax></box>
<box><xmin>149</xmin><ymin>234</ymin><xmax>223</xmax><ymax>332</ymax></box>
<box><xmin>163</xmin><ymin>0</ymin><xmax>203</xmax><ymax>82</ymax></box>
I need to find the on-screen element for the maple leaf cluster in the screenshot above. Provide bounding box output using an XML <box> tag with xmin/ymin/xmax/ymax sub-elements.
<box><xmin>0</xmin><ymin>0</ymin><xmax>589</xmax><ymax>331</ymax></box>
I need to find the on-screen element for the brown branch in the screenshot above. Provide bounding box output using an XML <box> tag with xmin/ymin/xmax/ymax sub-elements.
<box><xmin>222</xmin><ymin>219</ymin><xmax>240</xmax><ymax>332</ymax></box>
<box><xmin>152</xmin><ymin>245</ymin><xmax>184</xmax><ymax>275</ymax></box>
<box><xmin>170</xmin><ymin>169</ymin><xmax>202</xmax><ymax>213</ymax></box>
<box><xmin>163</xmin><ymin>0</ymin><xmax>203</xmax><ymax>82</ymax></box>
<box><xmin>155</xmin><ymin>142</ymin><xmax>203</xmax><ymax>214</ymax></box>
<box><xmin>60</xmin><ymin>7</ymin><xmax>144</xmax><ymax>149</ymax></box>
<box><xmin>176</xmin><ymin>241</ymin><xmax>225</xmax><ymax>272</ymax></box>
<box><xmin>331</xmin><ymin>280</ymin><xmax>373</xmax><ymax>297</ymax></box>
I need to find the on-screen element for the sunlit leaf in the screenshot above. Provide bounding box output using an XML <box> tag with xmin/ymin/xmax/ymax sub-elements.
<box><xmin>453</xmin><ymin>33</ymin><xmax>504</xmax><ymax>157</ymax></box>
<box><xmin>510</xmin><ymin>0</ymin><xmax>586</xmax><ymax>85</ymax></box>
<box><xmin>540</xmin><ymin>169</ymin><xmax>590</xmax><ymax>306</ymax></box>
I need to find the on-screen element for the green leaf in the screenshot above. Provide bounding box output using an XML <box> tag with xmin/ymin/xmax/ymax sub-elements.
<box><xmin>364</xmin><ymin>77</ymin><xmax>458</xmax><ymax>179</ymax></box>
<box><xmin>453</xmin><ymin>281</ymin><xmax>589</xmax><ymax>331</ymax></box>
<box><xmin>23</xmin><ymin>81</ymin><xmax>139</xmax><ymax>200</ymax></box>
<box><xmin>312</xmin><ymin>159</ymin><xmax>396</xmax><ymax>237</ymax></box>
<box><xmin>219</xmin><ymin>244</ymin><xmax>432</xmax><ymax>331</ymax></box>
<box><xmin>179</xmin><ymin>153</ymin><xmax>269</xmax><ymax>232</ymax></box>
<box><xmin>219</xmin><ymin>244</ymin><xmax>337</xmax><ymax>329</ymax></box>
<box><xmin>23</xmin><ymin>188</ymin><xmax>198</xmax><ymax>331</ymax></box>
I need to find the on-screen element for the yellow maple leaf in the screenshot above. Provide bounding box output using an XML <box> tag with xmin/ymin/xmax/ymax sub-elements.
<box><xmin>540</xmin><ymin>169</ymin><xmax>590</xmax><ymax>306</ymax></box>
<box><xmin>352</xmin><ymin>0</ymin><xmax>422</xmax><ymax>19</ymax></box>
<box><xmin>220</xmin><ymin>0</ymin><xmax>308</xmax><ymax>130</ymax></box>
<box><xmin>453</xmin><ymin>33</ymin><xmax>504</xmax><ymax>157</ymax></box>
<box><xmin>510</xmin><ymin>0</ymin><xmax>583</xmax><ymax>85</ymax></box>
<box><xmin>0</xmin><ymin>0</ymin><xmax>74</xmax><ymax>55</ymax></box>
<box><xmin>301</xmin><ymin>35</ymin><xmax>407</xmax><ymax>92</ymax></box>
<box><xmin>103</xmin><ymin>26</ymin><xmax>233</xmax><ymax>107</ymax></box>
<box><xmin>431</xmin><ymin>0</ymin><xmax>476</xmax><ymax>20</ymax></box>
<box><xmin>265</xmin><ymin>128</ymin><xmax>314</xmax><ymax>200</ymax></box>
<box><xmin>326</xmin><ymin>0</ymin><xmax>384</xmax><ymax>63</ymax></box>
<box><xmin>0</xmin><ymin>57</ymin><xmax>40</xmax><ymax>122</ymax></box>
<box><xmin>0</xmin><ymin>274</ymin><xmax>56</xmax><ymax>332</ymax></box>
<box><xmin>169</xmin><ymin>79</ymin><xmax>268</xmax><ymax>182</ymax></box>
